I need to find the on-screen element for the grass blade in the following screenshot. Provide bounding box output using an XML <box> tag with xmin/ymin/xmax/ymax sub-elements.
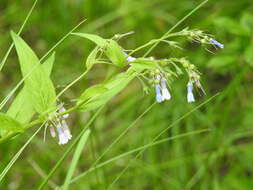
<box><xmin>0</xmin><ymin>123</ymin><xmax>44</xmax><ymax>184</ymax></box>
<box><xmin>70</xmin><ymin>128</ymin><xmax>210</xmax><ymax>184</ymax></box>
<box><xmin>144</xmin><ymin>0</ymin><xmax>208</xmax><ymax>57</ymax></box>
<box><xmin>62</xmin><ymin>129</ymin><xmax>91</xmax><ymax>190</ymax></box>
<box><xmin>0</xmin><ymin>0</ymin><xmax>39</xmax><ymax>71</ymax></box>
<box><xmin>107</xmin><ymin>93</ymin><xmax>219</xmax><ymax>189</ymax></box>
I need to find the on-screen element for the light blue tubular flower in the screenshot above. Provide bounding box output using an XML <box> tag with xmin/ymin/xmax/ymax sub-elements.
<box><xmin>161</xmin><ymin>78</ymin><xmax>171</xmax><ymax>100</ymax></box>
<box><xmin>187</xmin><ymin>82</ymin><xmax>195</xmax><ymax>103</ymax></box>
<box><xmin>124</xmin><ymin>52</ymin><xmax>136</xmax><ymax>62</ymax></box>
<box><xmin>210</xmin><ymin>38</ymin><xmax>224</xmax><ymax>49</ymax></box>
<box><xmin>49</xmin><ymin>105</ymin><xmax>72</xmax><ymax>145</ymax></box>
<box><xmin>155</xmin><ymin>85</ymin><xmax>164</xmax><ymax>103</ymax></box>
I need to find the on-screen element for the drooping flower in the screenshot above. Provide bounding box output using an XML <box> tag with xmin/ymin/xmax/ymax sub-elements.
<box><xmin>48</xmin><ymin>105</ymin><xmax>72</xmax><ymax>145</ymax></box>
<box><xmin>209</xmin><ymin>38</ymin><xmax>224</xmax><ymax>49</ymax></box>
<box><xmin>160</xmin><ymin>78</ymin><xmax>171</xmax><ymax>100</ymax></box>
<box><xmin>155</xmin><ymin>84</ymin><xmax>164</xmax><ymax>103</ymax></box>
<box><xmin>187</xmin><ymin>82</ymin><xmax>195</xmax><ymax>103</ymax></box>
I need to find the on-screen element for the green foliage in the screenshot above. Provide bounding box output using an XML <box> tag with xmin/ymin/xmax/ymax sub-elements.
<box><xmin>73</xmin><ymin>32</ymin><xmax>127</xmax><ymax>68</ymax></box>
<box><xmin>7</xmin><ymin>53</ymin><xmax>55</xmax><ymax>123</ymax></box>
<box><xmin>85</xmin><ymin>47</ymin><xmax>100</xmax><ymax>70</ymax></box>
<box><xmin>11</xmin><ymin>32</ymin><xmax>56</xmax><ymax>115</ymax></box>
<box><xmin>77</xmin><ymin>68</ymin><xmax>137</xmax><ymax>111</ymax></box>
<box><xmin>62</xmin><ymin>129</ymin><xmax>91</xmax><ymax>190</ymax></box>
<box><xmin>1</xmin><ymin>0</ymin><xmax>253</xmax><ymax>190</ymax></box>
<box><xmin>0</xmin><ymin>113</ymin><xmax>24</xmax><ymax>133</ymax></box>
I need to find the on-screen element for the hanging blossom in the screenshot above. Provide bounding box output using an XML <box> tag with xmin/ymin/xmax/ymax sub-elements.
<box><xmin>48</xmin><ymin>105</ymin><xmax>72</xmax><ymax>145</ymax></box>
<box><xmin>161</xmin><ymin>77</ymin><xmax>171</xmax><ymax>100</ymax></box>
<box><xmin>187</xmin><ymin>81</ymin><xmax>195</xmax><ymax>103</ymax></box>
<box><xmin>155</xmin><ymin>84</ymin><xmax>164</xmax><ymax>103</ymax></box>
<box><xmin>154</xmin><ymin>74</ymin><xmax>171</xmax><ymax>103</ymax></box>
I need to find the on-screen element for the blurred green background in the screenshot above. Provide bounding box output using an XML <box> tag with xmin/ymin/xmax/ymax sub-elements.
<box><xmin>1</xmin><ymin>0</ymin><xmax>253</xmax><ymax>189</ymax></box>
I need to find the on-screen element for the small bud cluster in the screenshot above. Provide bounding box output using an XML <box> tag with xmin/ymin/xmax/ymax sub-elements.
<box><xmin>187</xmin><ymin>29</ymin><xmax>224</xmax><ymax>49</ymax></box>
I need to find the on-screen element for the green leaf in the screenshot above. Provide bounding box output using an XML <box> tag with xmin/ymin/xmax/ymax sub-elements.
<box><xmin>11</xmin><ymin>32</ymin><xmax>56</xmax><ymax>114</ymax></box>
<box><xmin>0</xmin><ymin>113</ymin><xmax>24</xmax><ymax>133</ymax></box>
<box><xmin>78</xmin><ymin>85</ymin><xmax>108</xmax><ymax>103</ymax></box>
<box><xmin>105</xmin><ymin>40</ymin><xmax>126</xmax><ymax>67</ymax></box>
<box><xmin>130</xmin><ymin>58</ymin><xmax>159</xmax><ymax>71</ymax></box>
<box><xmin>6</xmin><ymin>53</ymin><xmax>55</xmax><ymax>123</ymax></box>
<box><xmin>78</xmin><ymin>69</ymin><xmax>137</xmax><ymax>111</ymax></box>
<box><xmin>6</xmin><ymin>86</ymin><xmax>34</xmax><ymax>124</ymax></box>
<box><xmin>62</xmin><ymin>129</ymin><xmax>91</xmax><ymax>190</ymax></box>
<box><xmin>72</xmin><ymin>33</ymin><xmax>107</xmax><ymax>46</ymax></box>
<box><xmin>86</xmin><ymin>47</ymin><xmax>99</xmax><ymax>70</ymax></box>
<box><xmin>73</xmin><ymin>33</ymin><xmax>127</xmax><ymax>68</ymax></box>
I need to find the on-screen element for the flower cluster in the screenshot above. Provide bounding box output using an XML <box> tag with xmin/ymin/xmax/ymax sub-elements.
<box><xmin>124</xmin><ymin>33</ymin><xmax>223</xmax><ymax>104</ymax></box>
<box><xmin>151</xmin><ymin>71</ymin><xmax>171</xmax><ymax>103</ymax></box>
<box><xmin>47</xmin><ymin>105</ymin><xmax>72</xmax><ymax>145</ymax></box>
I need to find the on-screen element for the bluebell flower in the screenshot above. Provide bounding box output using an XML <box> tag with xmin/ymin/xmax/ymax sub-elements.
<box><xmin>161</xmin><ymin>78</ymin><xmax>171</xmax><ymax>100</ymax></box>
<box><xmin>155</xmin><ymin>85</ymin><xmax>164</xmax><ymax>103</ymax></box>
<box><xmin>187</xmin><ymin>82</ymin><xmax>195</xmax><ymax>103</ymax></box>
<box><xmin>210</xmin><ymin>38</ymin><xmax>224</xmax><ymax>49</ymax></box>
<box><xmin>49</xmin><ymin>105</ymin><xmax>72</xmax><ymax>145</ymax></box>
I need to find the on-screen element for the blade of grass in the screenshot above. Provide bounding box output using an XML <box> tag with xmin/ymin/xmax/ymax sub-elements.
<box><xmin>37</xmin><ymin>106</ymin><xmax>104</xmax><ymax>190</ymax></box>
<box><xmin>143</xmin><ymin>0</ymin><xmax>208</xmax><ymax>57</ymax></box>
<box><xmin>0</xmin><ymin>0</ymin><xmax>39</xmax><ymax>71</ymax></box>
<box><xmin>90</xmin><ymin>102</ymin><xmax>156</xmax><ymax>167</ymax></box>
<box><xmin>70</xmin><ymin>128</ymin><xmax>210</xmax><ymax>184</ymax></box>
<box><xmin>28</xmin><ymin>159</ymin><xmax>58</xmax><ymax>190</ymax></box>
<box><xmin>0</xmin><ymin>122</ymin><xmax>45</xmax><ymax>184</ymax></box>
<box><xmin>62</xmin><ymin>129</ymin><xmax>91</xmax><ymax>190</ymax></box>
<box><xmin>107</xmin><ymin>93</ymin><xmax>219</xmax><ymax>189</ymax></box>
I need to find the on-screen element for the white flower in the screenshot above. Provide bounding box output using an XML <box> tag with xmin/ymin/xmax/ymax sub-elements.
<box><xmin>187</xmin><ymin>82</ymin><xmax>195</xmax><ymax>103</ymax></box>
<box><xmin>160</xmin><ymin>78</ymin><xmax>171</xmax><ymax>100</ymax></box>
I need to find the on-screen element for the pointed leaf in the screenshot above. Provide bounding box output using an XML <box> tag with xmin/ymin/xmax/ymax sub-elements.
<box><xmin>7</xmin><ymin>53</ymin><xmax>56</xmax><ymax>123</ymax></box>
<box><xmin>86</xmin><ymin>47</ymin><xmax>99</xmax><ymax>70</ymax></box>
<box><xmin>72</xmin><ymin>33</ymin><xmax>107</xmax><ymax>47</ymax></box>
<box><xmin>11</xmin><ymin>32</ymin><xmax>56</xmax><ymax>114</ymax></box>
<box><xmin>78</xmin><ymin>69</ymin><xmax>137</xmax><ymax>111</ymax></box>
<box><xmin>105</xmin><ymin>40</ymin><xmax>126</xmax><ymax>67</ymax></box>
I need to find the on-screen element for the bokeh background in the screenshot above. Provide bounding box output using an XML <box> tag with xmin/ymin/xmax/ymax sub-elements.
<box><xmin>1</xmin><ymin>0</ymin><xmax>253</xmax><ymax>189</ymax></box>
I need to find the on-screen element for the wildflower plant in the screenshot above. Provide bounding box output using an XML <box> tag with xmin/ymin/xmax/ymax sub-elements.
<box><xmin>0</xmin><ymin>26</ymin><xmax>223</xmax><ymax>146</ymax></box>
